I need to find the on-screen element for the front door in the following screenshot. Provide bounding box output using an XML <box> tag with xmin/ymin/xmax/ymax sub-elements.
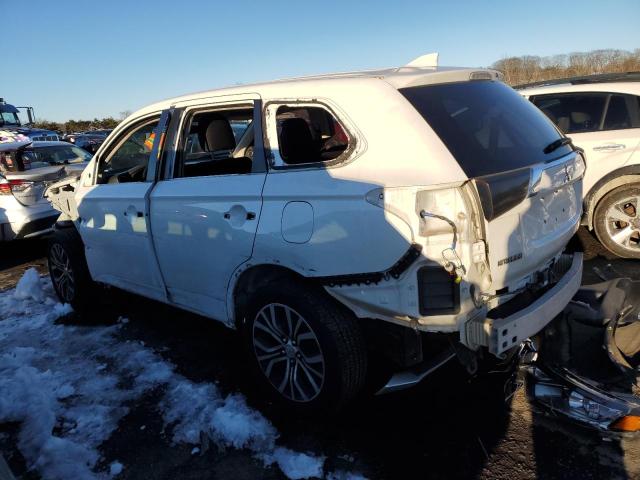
<box><xmin>150</xmin><ymin>99</ymin><xmax>266</xmax><ymax>321</ymax></box>
<box><xmin>76</xmin><ymin>111</ymin><xmax>170</xmax><ymax>301</ymax></box>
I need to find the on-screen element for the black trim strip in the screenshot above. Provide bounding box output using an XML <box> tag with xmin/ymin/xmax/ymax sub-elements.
<box><xmin>319</xmin><ymin>244</ymin><xmax>423</xmax><ymax>287</ymax></box>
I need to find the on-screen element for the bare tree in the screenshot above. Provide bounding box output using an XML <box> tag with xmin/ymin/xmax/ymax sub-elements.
<box><xmin>492</xmin><ymin>49</ymin><xmax>640</xmax><ymax>86</ymax></box>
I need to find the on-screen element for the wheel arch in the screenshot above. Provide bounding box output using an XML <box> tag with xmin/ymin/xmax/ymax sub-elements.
<box><xmin>584</xmin><ymin>165</ymin><xmax>640</xmax><ymax>229</ymax></box>
<box><xmin>227</xmin><ymin>263</ymin><xmax>315</xmax><ymax>330</ymax></box>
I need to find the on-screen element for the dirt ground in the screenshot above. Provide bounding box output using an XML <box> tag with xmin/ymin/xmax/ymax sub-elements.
<box><xmin>1</xmin><ymin>228</ymin><xmax>639</xmax><ymax>479</ymax></box>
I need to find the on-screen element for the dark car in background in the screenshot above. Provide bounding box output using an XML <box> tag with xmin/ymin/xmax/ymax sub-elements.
<box><xmin>63</xmin><ymin>130</ymin><xmax>113</xmax><ymax>153</ymax></box>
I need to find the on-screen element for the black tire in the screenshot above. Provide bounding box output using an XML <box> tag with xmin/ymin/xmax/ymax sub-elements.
<box><xmin>594</xmin><ymin>185</ymin><xmax>640</xmax><ymax>259</ymax></box>
<box><xmin>47</xmin><ymin>226</ymin><xmax>97</xmax><ymax>311</ymax></box>
<box><xmin>241</xmin><ymin>278</ymin><xmax>367</xmax><ymax>413</ymax></box>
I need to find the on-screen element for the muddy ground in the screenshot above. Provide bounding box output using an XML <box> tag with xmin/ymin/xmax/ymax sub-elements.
<box><xmin>1</xmin><ymin>228</ymin><xmax>639</xmax><ymax>479</ymax></box>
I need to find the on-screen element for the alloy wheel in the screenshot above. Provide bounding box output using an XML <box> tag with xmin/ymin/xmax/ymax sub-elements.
<box><xmin>49</xmin><ymin>243</ymin><xmax>75</xmax><ymax>303</ymax></box>
<box><xmin>604</xmin><ymin>196</ymin><xmax>640</xmax><ymax>251</ymax></box>
<box><xmin>252</xmin><ymin>303</ymin><xmax>325</xmax><ymax>402</ymax></box>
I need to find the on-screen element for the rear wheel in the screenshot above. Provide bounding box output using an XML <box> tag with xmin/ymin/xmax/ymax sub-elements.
<box><xmin>594</xmin><ymin>185</ymin><xmax>640</xmax><ymax>258</ymax></box>
<box><xmin>242</xmin><ymin>278</ymin><xmax>367</xmax><ymax>413</ymax></box>
<box><xmin>48</xmin><ymin>227</ymin><xmax>97</xmax><ymax>311</ymax></box>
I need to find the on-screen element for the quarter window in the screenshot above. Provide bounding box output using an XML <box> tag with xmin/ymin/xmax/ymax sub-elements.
<box><xmin>97</xmin><ymin>118</ymin><xmax>159</xmax><ymax>184</ymax></box>
<box><xmin>266</xmin><ymin>104</ymin><xmax>350</xmax><ymax>166</ymax></box>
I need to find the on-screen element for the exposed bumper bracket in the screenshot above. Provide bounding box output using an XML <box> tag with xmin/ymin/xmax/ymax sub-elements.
<box><xmin>467</xmin><ymin>252</ymin><xmax>583</xmax><ymax>356</ymax></box>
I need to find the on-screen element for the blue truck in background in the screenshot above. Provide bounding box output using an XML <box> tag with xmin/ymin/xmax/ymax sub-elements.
<box><xmin>0</xmin><ymin>98</ymin><xmax>59</xmax><ymax>141</ymax></box>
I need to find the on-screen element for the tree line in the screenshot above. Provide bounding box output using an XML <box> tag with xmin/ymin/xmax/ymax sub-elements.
<box><xmin>33</xmin><ymin>117</ymin><xmax>120</xmax><ymax>134</ymax></box>
<box><xmin>32</xmin><ymin>111</ymin><xmax>131</xmax><ymax>134</ymax></box>
<box><xmin>493</xmin><ymin>48</ymin><xmax>640</xmax><ymax>86</ymax></box>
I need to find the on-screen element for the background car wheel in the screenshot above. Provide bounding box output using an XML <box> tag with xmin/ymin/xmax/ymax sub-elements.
<box><xmin>47</xmin><ymin>227</ymin><xmax>97</xmax><ymax>311</ymax></box>
<box><xmin>242</xmin><ymin>278</ymin><xmax>367</xmax><ymax>413</ymax></box>
<box><xmin>594</xmin><ymin>185</ymin><xmax>640</xmax><ymax>259</ymax></box>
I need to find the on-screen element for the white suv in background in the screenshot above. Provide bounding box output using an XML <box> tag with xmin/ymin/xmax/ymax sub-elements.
<box><xmin>45</xmin><ymin>55</ymin><xmax>585</xmax><ymax>412</ymax></box>
<box><xmin>519</xmin><ymin>73</ymin><xmax>640</xmax><ymax>258</ymax></box>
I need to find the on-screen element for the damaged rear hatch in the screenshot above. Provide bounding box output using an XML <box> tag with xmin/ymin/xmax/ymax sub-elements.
<box><xmin>401</xmin><ymin>80</ymin><xmax>585</xmax><ymax>290</ymax></box>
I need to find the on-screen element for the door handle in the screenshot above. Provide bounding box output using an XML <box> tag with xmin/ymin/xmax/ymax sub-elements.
<box><xmin>124</xmin><ymin>205</ymin><xmax>144</xmax><ymax>217</ymax></box>
<box><xmin>124</xmin><ymin>211</ymin><xmax>144</xmax><ymax>217</ymax></box>
<box><xmin>223</xmin><ymin>209</ymin><xmax>256</xmax><ymax>221</ymax></box>
<box><xmin>593</xmin><ymin>143</ymin><xmax>626</xmax><ymax>151</ymax></box>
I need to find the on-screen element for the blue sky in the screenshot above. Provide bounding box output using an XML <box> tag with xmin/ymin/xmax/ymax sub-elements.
<box><xmin>2</xmin><ymin>0</ymin><xmax>639</xmax><ymax>122</ymax></box>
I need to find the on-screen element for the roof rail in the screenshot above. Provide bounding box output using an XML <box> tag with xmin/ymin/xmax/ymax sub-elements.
<box><xmin>514</xmin><ymin>71</ymin><xmax>640</xmax><ymax>89</ymax></box>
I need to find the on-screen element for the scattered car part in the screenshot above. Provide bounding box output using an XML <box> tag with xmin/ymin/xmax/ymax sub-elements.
<box><xmin>528</xmin><ymin>278</ymin><xmax>640</xmax><ymax>433</ymax></box>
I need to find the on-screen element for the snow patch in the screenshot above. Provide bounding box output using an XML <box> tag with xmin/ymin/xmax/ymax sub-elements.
<box><xmin>109</xmin><ymin>461</ymin><xmax>123</xmax><ymax>476</ymax></box>
<box><xmin>0</xmin><ymin>270</ymin><xmax>355</xmax><ymax>480</ymax></box>
<box><xmin>262</xmin><ymin>447</ymin><xmax>325</xmax><ymax>480</ymax></box>
<box><xmin>13</xmin><ymin>268</ymin><xmax>44</xmax><ymax>302</ymax></box>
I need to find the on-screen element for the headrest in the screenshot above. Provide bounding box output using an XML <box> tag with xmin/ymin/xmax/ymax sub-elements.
<box><xmin>279</xmin><ymin>118</ymin><xmax>317</xmax><ymax>164</ymax></box>
<box><xmin>204</xmin><ymin>116</ymin><xmax>236</xmax><ymax>152</ymax></box>
<box><xmin>571</xmin><ymin>112</ymin><xmax>591</xmax><ymax>124</ymax></box>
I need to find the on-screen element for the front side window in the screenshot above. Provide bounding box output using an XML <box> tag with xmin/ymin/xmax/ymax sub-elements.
<box><xmin>266</xmin><ymin>103</ymin><xmax>351</xmax><ymax>166</ymax></box>
<box><xmin>177</xmin><ymin>107</ymin><xmax>255</xmax><ymax>178</ymax></box>
<box><xmin>532</xmin><ymin>93</ymin><xmax>608</xmax><ymax>134</ymax></box>
<box><xmin>97</xmin><ymin>118</ymin><xmax>159</xmax><ymax>184</ymax></box>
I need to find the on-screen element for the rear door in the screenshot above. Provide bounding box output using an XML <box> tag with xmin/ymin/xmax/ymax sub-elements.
<box><xmin>75</xmin><ymin>111</ymin><xmax>170</xmax><ymax>301</ymax></box>
<box><xmin>149</xmin><ymin>98</ymin><xmax>266</xmax><ymax>321</ymax></box>
<box><xmin>531</xmin><ymin>92</ymin><xmax>640</xmax><ymax>194</ymax></box>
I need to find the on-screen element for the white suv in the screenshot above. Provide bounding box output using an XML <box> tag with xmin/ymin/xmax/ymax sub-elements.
<box><xmin>45</xmin><ymin>55</ymin><xmax>585</xmax><ymax>411</ymax></box>
<box><xmin>518</xmin><ymin>73</ymin><xmax>640</xmax><ymax>258</ymax></box>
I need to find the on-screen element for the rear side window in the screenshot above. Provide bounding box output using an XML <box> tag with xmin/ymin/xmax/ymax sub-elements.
<box><xmin>603</xmin><ymin>94</ymin><xmax>640</xmax><ymax>131</ymax></box>
<box><xmin>400</xmin><ymin>81</ymin><xmax>570</xmax><ymax>178</ymax></box>
<box><xmin>177</xmin><ymin>107</ymin><xmax>255</xmax><ymax>178</ymax></box>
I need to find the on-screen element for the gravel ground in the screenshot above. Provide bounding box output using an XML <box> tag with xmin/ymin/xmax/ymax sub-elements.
<box><xmin>1</xmin><ymin>228</ymin><xmax>639</xmax><ymax>479</ymax></box>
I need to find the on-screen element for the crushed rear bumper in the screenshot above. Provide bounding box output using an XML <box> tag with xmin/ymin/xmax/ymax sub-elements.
<box><xmin>466</xmin><ymin>252</ymin><xmax>583</xmax><ymax>356</ymax></box>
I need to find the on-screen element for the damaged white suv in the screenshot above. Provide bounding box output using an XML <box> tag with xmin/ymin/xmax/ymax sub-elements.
<box><xmin>45</xmin><ymin>55</ymin><xmax>585</xmax><ymax>411</ymax></box>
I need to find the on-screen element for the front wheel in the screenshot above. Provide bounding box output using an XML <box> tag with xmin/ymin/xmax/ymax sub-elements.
<box><xmin>242</xmin><ymin>278</ymin><xmax>367</xmax><ymax>413</ymax></box>
<box><xmin>47</xmin><ymin>227</ymin><xmax>97</xmax><ymax>311</ymax></box>
<box><xmin>593</xmin><ymin>185</ymin><xmax>640</xmax><ymax>258</ymax></box>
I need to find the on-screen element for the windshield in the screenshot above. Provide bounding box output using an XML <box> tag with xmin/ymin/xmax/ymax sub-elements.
<box><xmin>400</xmin><ymin>81</ymin><xmax>572</xmax><ymax>178</ymax></box>
<box><xmin>22</xmin><ymin>145</ymin><xmax>92</xmax><ymax>168</ymax></box>
<box><xmin>0</xmin><ymin>111</ymin><xmax>21</xmax><ymax>126</ymax></box>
